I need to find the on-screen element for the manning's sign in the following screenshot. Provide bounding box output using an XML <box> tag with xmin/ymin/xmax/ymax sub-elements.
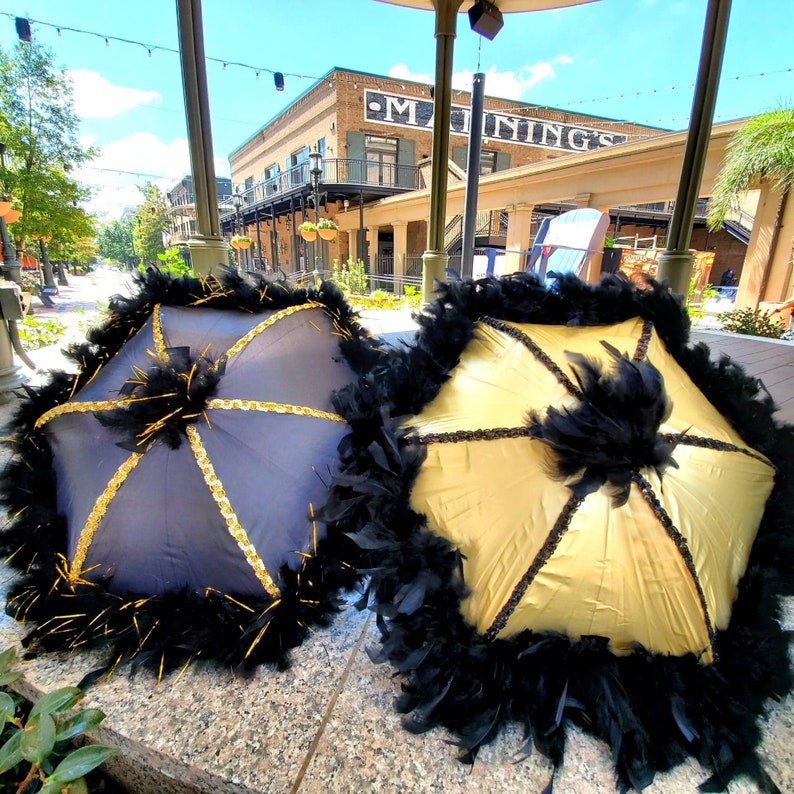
<box><xmin>364</xmin><ymin>89</ymin><xmax>627</xmax><ymax>152</ymax></box>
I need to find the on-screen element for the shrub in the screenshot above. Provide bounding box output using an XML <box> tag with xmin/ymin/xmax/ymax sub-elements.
<box><xmin>18</xmin><ymin>315</ymin><xmax>67</xmax><ymax>351</ymax></box>
<box><xmin>717</xmin><ymin>307</ymin><xmax>785</xmax><ymax>338</ymax></box>
<box><xmin>0</xmin><ymin>647</ymin><xmax>116</xmax><ymax>793</ymax></box>
<box><xmin>330</xmin><ymin>257</ymin><xmax>368</xmax><ymax>295</ymax></box>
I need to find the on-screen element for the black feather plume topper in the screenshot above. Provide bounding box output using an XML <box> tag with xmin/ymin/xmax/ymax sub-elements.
<box><xmin>96</xmin><ymin>346</ymin><xmax>224</xmax><ymax>451</ymax></box>
<box><xmin>528</xmin><ymin>341</ymin><xmax>676</xmax><ymax>504</ymax></box>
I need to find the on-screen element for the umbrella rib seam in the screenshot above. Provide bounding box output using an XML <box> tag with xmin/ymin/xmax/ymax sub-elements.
<box><xmin>480</xmin><ymin>317</ymin><xmax>584</xmax><ymax>400</ymax></box>
<box><xmin>633</xmin><ymin>471</ymin><xmax>716</xmax><ymax>660</ymax></box>
<box><xmin>484</xmin><ymin>493</ymin><xmax>584</xmax><ymax>642</ymax></box>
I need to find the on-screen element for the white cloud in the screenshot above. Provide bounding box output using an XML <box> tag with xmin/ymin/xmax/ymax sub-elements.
<box><xmin>78</xmin><ymin>132</ymin><xmax>230</xmax><ymax>222</ymax></box>
<box><xmin>65</xmin><ymin>69</ymin><xmax>161</xmax><ymax>119</ymax></box>
<box><xmin>389</xmin><ymin>55</ymin><xmax>573</xmax><ymax>101</ymax></box>
<box><xmin>388</xmin><ymin>64</ymin><xmax>432</xmax><ymax>84</ymax></box>
<box><xmin>78</xmin><ymin>133</ymin><xmax>188</xmax><ymax>221</ymax></box>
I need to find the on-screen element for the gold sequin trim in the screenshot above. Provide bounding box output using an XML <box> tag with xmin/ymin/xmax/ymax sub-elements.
<box><xmin>36</xmin><ymin>399</ymin><xmax>136</xmax><ymax>429</ymax></box>
<box><xmin>224</xmin><ymin>303</ymin><xmax>321</xmax><ymax>359</ymax></box>
<box><xmin>205</xmin><ymin>399</ymin><xmax>344</xmax><ymax>423</ymax></box>
<box><xmin>185</xmin><ymin>424</ymin><xmax>279</xmax><ymax>598</ymax></box>
<box><xmin>152</xmin><ymin>304</ymin><xmax>166</xmax><ymax>358</ymax></box>
<box><xmin>69</xmin><ymin>452</ymin><xmax>144</xmax><ymax>580</ymax></box>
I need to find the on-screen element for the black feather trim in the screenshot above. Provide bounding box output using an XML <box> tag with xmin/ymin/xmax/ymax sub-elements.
<box><xmin>322</xmin><ymin>272</ymin><xmax>794</xmax><ymax>792</ymax></box>
<box><xmin>0</xmin><ymin>269</ymin><xmax>383</xmax><ymax>678</ymax></box>
<box><xmin>528</xmin><ymin>343</ymin><xmax>675</xmax><ymax>505</ymax></box>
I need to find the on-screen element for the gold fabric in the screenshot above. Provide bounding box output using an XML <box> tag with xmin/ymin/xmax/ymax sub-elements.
<box><xmin>407</xmin><ymin>318</ymin><xmax>775</xmax><ymax>660</ymax></box>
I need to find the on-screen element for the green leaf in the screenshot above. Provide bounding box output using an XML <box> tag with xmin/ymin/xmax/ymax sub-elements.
<box><xmin>55</xmin><ymin>708</ymin><xmax>106</xmax><ymax>743</ymax></box>
<box><xmin>30</xmin><ymin>686</ymin><xmax>81</xmax><ymax>718</ymax></box>
<box><xmin>47</xmin><ymin>745</ymin><xmax>116</xmax><ymax>785</ymax></box>
<box><xmin>39</xmin><ymin>774</ymin><xmax>90</xmax><ymax>794</ymax></box>
<box><xmin>21</xmin><ymin>712</ymin><xmax>56</xmax><ymax>764</ymax></box>
<box><xmin>0</xmin><ymin>670</ymin><xmax>23</xmax><ymax>686</ymax></box>
<box><xmin>66</xmin><ymin>777</ymin><xmax>90</xmax><ymax>794</ymax></box>
<box><xmin>0</xmin><ymin>646</ymin><xmax>17</xmax><ymax>673</ymax></box>
<box><xmin>0</xmin><ymin>691</ymin><xmax>17</xmax><ymax>725</ymax></box>
<box><xmin>0</xmin><ymin>729</ymin><xmax>24</xmax><ymax>774</ymax></box>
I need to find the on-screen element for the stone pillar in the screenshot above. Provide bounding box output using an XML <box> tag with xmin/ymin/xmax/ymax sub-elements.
<box><xmin>736</xmin><ymin>182</ymin><xmax>794</xmax><ymax>308</ymax></box>
<box><xmin>503</xmin><ymin>205</ymin><xmax>534</xmax><ymax>274</ymax></box>
<box><xmin>346</xmin><ymin>230</ymin><xmax>357</xmax><ymax>264</ymax></box>
<box><xmin>367</xmin><ymin>225</ymin><xmax>379</xmax><ymax>270</ymax></box>
<box><xmin>392</xmin><ymin>221</ymin><xmax>408</xmax><ymax>293</ymax></box>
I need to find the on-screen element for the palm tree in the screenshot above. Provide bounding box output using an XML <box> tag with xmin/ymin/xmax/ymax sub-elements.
<box><xmin>707</xmin><ymin>107</ymin><xmax>794</xmax><ymax>306</ymax></box>
<box><xmin>707</xmin><ymin>106</ymin><xmax>794</xmax><ymax>228</ymax></box>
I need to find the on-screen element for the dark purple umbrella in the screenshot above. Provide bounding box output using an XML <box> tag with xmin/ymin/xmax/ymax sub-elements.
<box><xmin>1</xmin><ymin>270</ymin><xmax>376</xmax><ymax>673</ymax></box>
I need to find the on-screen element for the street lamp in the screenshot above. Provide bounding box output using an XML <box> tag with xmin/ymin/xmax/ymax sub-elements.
<box><xmin>0</xmin><ymin>143</ymin><xmax>22</xmax><ymax>282</ymax></box>
<box><xmin>232</xmin><ymin>190</ymin><xmax>244</xmax><ymax>270</ymax></box>
<box><xmin>308</xmin><ymin>150</ymin><xmax>324</xmax><ymax>286</ymax></box>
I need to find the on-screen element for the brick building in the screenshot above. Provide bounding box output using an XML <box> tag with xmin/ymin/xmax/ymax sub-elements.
<box><xmin>224</xmin><ymin>67</ymin><xmax>665</xmax><ymax>277</ymax></box>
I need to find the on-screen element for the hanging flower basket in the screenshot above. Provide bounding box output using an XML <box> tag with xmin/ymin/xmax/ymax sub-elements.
<box><xmin>317</xmin><ymin>219</ymin><xmax>338</xmax><ymax>241</ymax></box>
<box><xmin>231</xmin><ymin>235</ymin><xmax>252</xmax><ymax>250</ymax></box>
<box><xmin>299</xmin><ymin>222</ymin><xmax>317</xmax><ymax>242</ymax></box>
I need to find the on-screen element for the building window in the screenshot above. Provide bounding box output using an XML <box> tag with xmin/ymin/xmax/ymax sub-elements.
<box><xmin>317</xmin><ymin>137</ymin><xmax>326</xmax><ymax>157</ymax></box>
<box><xmin>365</xmin><ymin>135</ymin><xmax>398</xmax><ymax>186</ymax></box>
<box><xmin>480</xmin><ymin>151</ymin><xmax>497</xmax><ymax>175</ymax></box>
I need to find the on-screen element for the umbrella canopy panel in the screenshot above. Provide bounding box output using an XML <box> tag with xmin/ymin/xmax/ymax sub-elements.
<box><xmin>405</xmin><ymin>317</ymin><xmax>775</xmax><ymax>660</ymax></box>
<box><xmin>39</xmin><ymin>303</ymin><xmax>354</xmax><ymax>599</ymax></box>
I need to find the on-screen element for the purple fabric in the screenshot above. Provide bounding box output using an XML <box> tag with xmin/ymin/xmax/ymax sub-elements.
<box><xmin>45</xmin><ymin>305</ymin><xmax>354</xmax><ymax>598</ymax></box>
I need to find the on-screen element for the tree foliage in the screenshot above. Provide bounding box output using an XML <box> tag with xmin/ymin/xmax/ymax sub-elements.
<box><xmin>0</xmin><ymin>38</ymin><xmax>96</xmax><ymax>253</ymax></box>
<box><xmin>132</xmin><ymin>183</ymin><xmax>171</xmax><ymax>264</ymax></box>
<box><xmin>97</xmin><ymin>217</ymin><xmax>135</xmax><ymax>265</ymax></box>
<box><xmin>707</xmin><ymin>106</ymin><xmax>794</xmax><ymax>228</ymax></box>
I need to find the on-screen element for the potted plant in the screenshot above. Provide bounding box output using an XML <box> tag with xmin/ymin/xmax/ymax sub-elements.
<box><xmin>231</xmin><ymin>234</ymin><xmax>252</xmax><ymax>250</ymax></box>
<box><xmin>17</xmin><ymin>271</ymin><xmax>40</xmax><ymax>314</ymax></box>
<box><xmin>299</xmin><ymin>221</ymin><xmax>317</xmax><ymax>242</ymax></box>
<box><xmin>317</xmin><ymin>218</ymin><xmax>338</xmax><ymax>241</ymax></box>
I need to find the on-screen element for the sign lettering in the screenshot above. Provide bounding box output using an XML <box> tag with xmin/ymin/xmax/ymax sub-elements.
<box><xmin>365</xmin><ymin>89</ymin><xmax>627</xmax><ymax>151</ymax></box>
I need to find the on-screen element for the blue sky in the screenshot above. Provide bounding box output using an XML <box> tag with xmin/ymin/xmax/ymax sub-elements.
<box><xmin>0</xmin><ymin>0</ymin><xmax>791</xmax><ymax>221</ymax></box>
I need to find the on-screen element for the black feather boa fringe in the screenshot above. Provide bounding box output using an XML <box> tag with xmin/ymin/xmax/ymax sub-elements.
<box><xmin>0</xmin><ymin>267</ymin><xmax>382</xmax><ymax>679</ymax></box>
<box><xmin>320</xmin><ymin>272</ymin><xmax>794</xmax><ymax>792</ymax></box>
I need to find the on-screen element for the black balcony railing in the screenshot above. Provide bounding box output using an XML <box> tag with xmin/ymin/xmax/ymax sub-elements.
<box><xmin>219</xmin><ymin>158</ymin><xmax>420</xmax><ymax>218</ymax></box>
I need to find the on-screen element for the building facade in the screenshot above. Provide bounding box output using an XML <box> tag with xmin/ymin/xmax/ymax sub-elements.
<box><xmin>224</xmin><ymin>67</ymin><xmax>663</xmax><ymax>278</ymax></box>
<box><xmin>167</xmin><ymin>175</ymin><xmax>232</xmax><ymax>245</ymax></box>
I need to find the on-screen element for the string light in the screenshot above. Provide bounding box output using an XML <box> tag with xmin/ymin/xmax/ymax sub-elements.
<box><xmin>0</xmin><ymin>11</ymin><xmax>319</xmax><ymax>87</ymax></box>
<box><xmin>1</xmin><ymin>11</ymin><xmax>789</xmax><ymax>132</ymax></box>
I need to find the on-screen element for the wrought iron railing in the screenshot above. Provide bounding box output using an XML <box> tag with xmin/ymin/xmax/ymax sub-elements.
<box><xmin>219</xmin><ymin>158</ymin><xmax>420</xmax><ymax>217</ymax></box>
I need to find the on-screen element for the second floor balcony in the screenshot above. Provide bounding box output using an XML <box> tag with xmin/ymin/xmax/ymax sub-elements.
<box><xmin>219</xmin><ymin>158</ymin><xmax>420</xmax><ymax>229</ymax></box>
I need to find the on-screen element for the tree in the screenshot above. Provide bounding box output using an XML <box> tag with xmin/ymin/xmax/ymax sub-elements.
<box><xmin>0</xmin><ymin>37</ymin><xmax>96</xmax><ymax>254</ymax></box>
<box><xmin>707</xmin><ymin>106</ymin><xmax>794</xmax><ymax>228</ymax></box>
<box><xmin>132</xmin><ymin>183</ymin><xmax>171</xmax><ymax>264</ymax></box>
<box><xmin>97</xmin><ymin>217</ymin><xmax>135</xmax><ymax>265</ymax></box>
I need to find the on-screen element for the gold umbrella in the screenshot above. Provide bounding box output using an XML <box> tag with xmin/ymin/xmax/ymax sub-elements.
<box><xmin>325</xmin><ymin>274</ymin><xmax>792</xmax><ymax>791</ymax></box>
<box><xmin>406</xmin><ymin>315</ymin><xmax>774</xmax><ymax>660</ymax></box>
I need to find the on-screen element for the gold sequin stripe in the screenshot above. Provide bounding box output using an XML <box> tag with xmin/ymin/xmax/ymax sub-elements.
<box><xmin>205</xmin><ymin>399</ymin><xmax>345</xmax><ymax>423</ymax></box>
<box><xmin>185</xmin><ymin>424</ymin><xmax>280</xmax><ymax>598</ymax></box>
<box><xmin>152</xmin><ymin>303</ymin><xmax>166</xmax><ymax>358</ymax></box>
<box><xmin>69</xmin><ymin>452</ymin><xmax>144</xmax><ymax>580</ymax></box>
<box><xmin>36</xmin><ymin>399</ymin><xmax>139</xmax><ymax>429</ymax></box>
<box><xmin>225</xmin><ymin>303</ymin><xmax>322</xmax><ymax>360</ymax></box>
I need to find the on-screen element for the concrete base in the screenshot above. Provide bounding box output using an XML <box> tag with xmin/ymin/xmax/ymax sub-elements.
<box><xmin>656</xmin><ymin>249</ymin><xmax>695</xmax><ymax>297</ymax></box>
<box><xmin>421</xmin><ymin>250</ymin><xmax>449</xmax><ymax>305</ymax></box>
<box><xmin>186</xmin><ymin>237</ymin><xmax>229</xmax><ymax>277</ymax></box>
